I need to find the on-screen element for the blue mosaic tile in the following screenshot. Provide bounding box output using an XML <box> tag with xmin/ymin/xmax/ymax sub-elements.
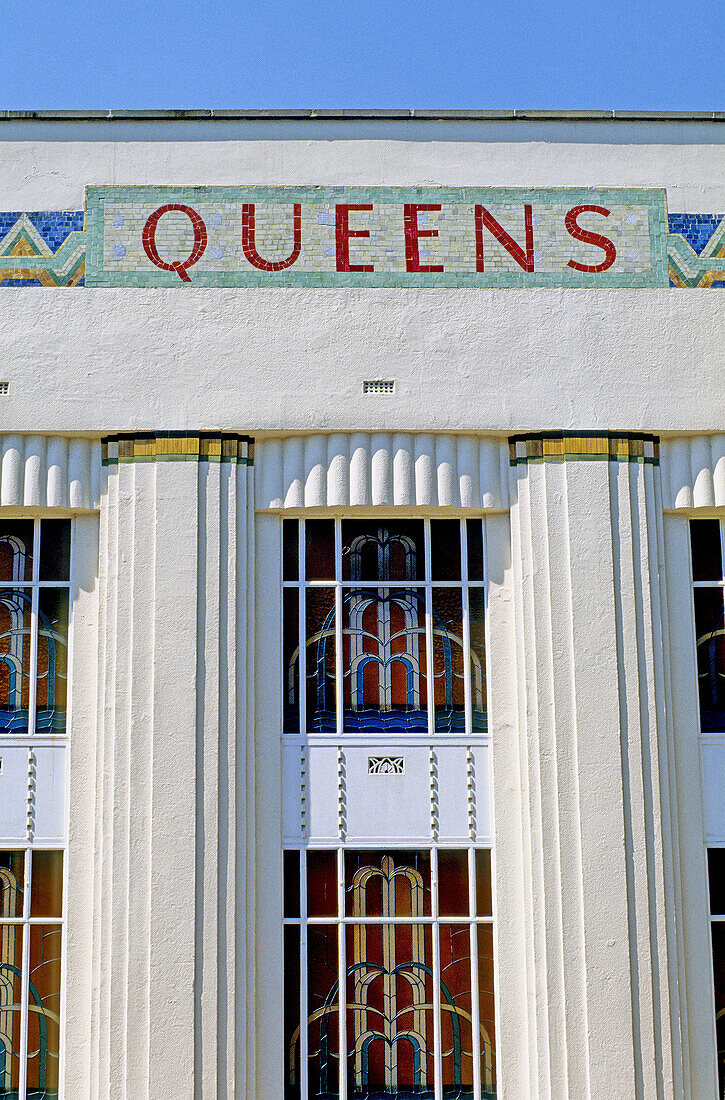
<box><xmin>668</xmin><ymin>213</ymin><xmax>725</xmax><ymax>255</ymax></box>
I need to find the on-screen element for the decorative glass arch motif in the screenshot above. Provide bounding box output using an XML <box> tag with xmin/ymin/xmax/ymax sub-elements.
<box><xmin>284</xmin><ymin>849</ymin><xmax>497</xmax><ymax>1100</ymax></box>
<box><xmin>0</xmin><ymin>524</ymin><xmax>69</xmax><ymax>736</ymax></box>
<box><xmin>283</xmin><ymin>520</ymin><xmax>487</xmax><ymax>734</ymax></box>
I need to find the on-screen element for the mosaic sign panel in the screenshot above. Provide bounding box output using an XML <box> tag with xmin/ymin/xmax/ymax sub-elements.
<box><xmin>84</xmin><ymin>186</ymin><xmax>670</xmax><ymax>288</ymax></box>
<box><xmin>2</xmin><ymin>198</ymin><xmax>722</xmax><ymax>288</ymax></box>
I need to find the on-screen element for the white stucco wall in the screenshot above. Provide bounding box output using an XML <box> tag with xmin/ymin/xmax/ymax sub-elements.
<box><xmin>0</xmin><ymin>119</ymin><xmax>722</xmax><ymax>1098</ymax></box>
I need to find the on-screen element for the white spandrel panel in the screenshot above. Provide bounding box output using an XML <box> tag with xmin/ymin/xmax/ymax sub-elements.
<box><xmin>304</xmin><ymin>744</ymin><xmax>340</xmax><ymax>843</ymax></box>
<box><xmin>345</xmin><ymin>745</ymin><xmax>431</xmax><ymax>842</ymax></box>
<box><xmin>33</xmin><ymin>745</ymin><xmax>67</xmax><ymax>842</ymax></box>
<box><xmin>471</xmin><ymin>744</ymin><xmax>492</xmax><ymax>841</ymax></box>
<box><xmin>435</xmin><ymin>747</ymin><xmax>470</xmax><ymax>841</ymax></box>
<box><xmin>701</xmin><ymin>741</ymin><xmax>725</xmax><ymax>841</ymax></box>
<box><xmin>0</xmin><ymin>747</ymin><xmax>30</xmax><ymax>841</ymax></box>
<box><xmin>282</xmin><ymin>741</ymin><xmax>303</xmax><ymax>842</ymax></box>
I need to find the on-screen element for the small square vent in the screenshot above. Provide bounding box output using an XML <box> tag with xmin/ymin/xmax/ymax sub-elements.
<box><xmin>0</xmin><ymin>382</ymin><xmax>8</xmax><ymax>395</ymax></box>
<box><xmin>363</xmin><ymin>379</ymin><xmax>395</xmax><ymax>395</ymax></box>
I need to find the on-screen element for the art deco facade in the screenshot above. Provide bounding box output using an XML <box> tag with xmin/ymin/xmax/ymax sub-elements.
<box><xmin>0</xmin><ymin>109</ymin><xmax>723</xmax><ymax>1098</ymax></box>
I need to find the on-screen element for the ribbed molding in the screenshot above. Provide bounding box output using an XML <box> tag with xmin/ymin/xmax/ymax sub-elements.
<box><xmin>0</xmin><ymin>434</ymin><xmax>101</xmax><ymax>508</ymax></box>
<box><xmin>506</xmin><ymin>454</ymin><xmax>684</xmax><ymax>1096</ymax></box>
<box><xmin>661</xmin><ymin>434</ymin><xmax>725</xmax><ymax>509</ymax></box>
<box><xmin>90</xmin><ymin>454</ymin><xmax>255</xmax><ymax>1098</ymax></box>
<box><xmin>256</xmin><ymin>432</ymin><xmax>509</xmax><ymax>510</ymax></box>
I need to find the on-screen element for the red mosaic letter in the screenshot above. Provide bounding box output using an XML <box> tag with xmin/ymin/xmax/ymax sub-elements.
<box><xmin>565</xmin><ymin>205</ymin><xmax>617</xmax><ymax>273</ymax></box>
<box><xmin>404</xmin><ymin>204</ymin><xmax>444</xmax><ymax>273</ymax></box>
<box><xmin>242</xmin><ymin>203</ymin><xmax>302</xmax><ymax>271</ymax></box>
<box><xmin>336</xmin><ymin>204</ymin><xmax>374</xmax><ymax>272</ymax></box>
<box><xmin>142</xmin><ymin>203</ymin><xmax>207</xmax><ymax>282</ymax></box>
<box><xmin>475</xmin><ymin>204</ymin><xmax>535</xmax><ymax>272</ymax></box>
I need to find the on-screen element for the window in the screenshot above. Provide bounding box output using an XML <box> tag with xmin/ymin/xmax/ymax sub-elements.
<box><xmin>283</xmin><ymin>519</ymin><xmax>486</xmax><ymax>735</ymax></box>
<box><xmin>281</xmin><ymin>518</ymin><xmax>494</xmax><ymax>1096</ymax></box>
<box><xmin>284</xmin><ymin>847</ymin><xmax>495</xmax><ymax>1100</ymax></box>
<box><xmin>709</xmin><ymin>849</ymin><xmax>725</xmax><ymax>1096</ymax></box>
<box><xmin>0</xmin><ymin>849</ymin><xmax>64</xmax><ymax>1100</ymax></box>
<box><xmin>0</xmin><ymin>521</ymin><xmax>70</xmax><ymax>737</ymax></box>
<box><xmin>0</xmin><ymin>521</ymin><xmax>70</xmax><ymax>1100</ymax></box>
<box><xmin>690</xmin><ymin>520</ymin><xmax>725</xmax><ymax>732</ymax></box>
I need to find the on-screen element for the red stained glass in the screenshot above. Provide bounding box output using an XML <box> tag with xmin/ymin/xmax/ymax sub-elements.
<box><xmin>307</xmin><ymin>851</ymin><xmax>337</xmax><ymax>919</ymax></box>
<box><xmin>438</xmin><ymin>849</ymin><xmax>469</xmax><ymax>918</ymax></box>
<box><xmin>0</xmin><ymin>522</ymin><xmax>34</xmax><ymax>583</ymax></box>
<box><xmin>308</xmin><ymin>924</ymin><xmax>340</xmax><ymax>1098</ymax></box>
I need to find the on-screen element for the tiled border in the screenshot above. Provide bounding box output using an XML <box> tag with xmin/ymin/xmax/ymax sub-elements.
<box><xmin>85</xmin><ymin>185</ymin><xmax>670</xmax><ymax>288</ymax></box>
<box><xmin>509</xmin><ymin>431</ymin><xmax>660</xmax><ymax>466</ymax></box>
<box><xmin>102</xmin><ymin>431</ymin><xmax>254</xmax><ymax>466</ymax></box>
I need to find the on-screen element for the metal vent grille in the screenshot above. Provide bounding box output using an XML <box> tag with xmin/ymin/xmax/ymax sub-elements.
<box><xmin>0</xmin><ymin>382</ymin><xmax>8</xmax><ymax>395</ymax></box>
<box><xmin>362</xmin><ymin>379</ymin><xmax>395</xmax><ymax>395</ymax></box>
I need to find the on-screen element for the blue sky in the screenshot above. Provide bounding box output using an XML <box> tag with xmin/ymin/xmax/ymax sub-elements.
<box><xmin>1</xmin><ymin>0</ymin><xmax>721</xmax><ymax>110</ymax></box>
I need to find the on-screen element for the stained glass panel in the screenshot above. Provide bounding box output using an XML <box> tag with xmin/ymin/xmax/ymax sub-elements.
<box><xmin>286</xmin><ymin>850</ymin><xmax>496</xmax><ymax>1100</ymax></box>
<box><xmin>431</xmin><ymin>521</ymin><xmax>461</xmax><ymax>581</ymax></box>
<box><xmin>691</xmin><ymin>519</ymin><xmax>723</xmax><ymax>582</ymax></box>
<box><xmin>38</xmin><ymin>521</ymin><xmax>70</xmax><ymax>583</ymax></box>
<box><xmin>36</xmin><ymin>590</ymin><xmax>68</xmax><ymax>736</ymax></box>
<box><xmin>469</xmin><ymin>590</ymin><xmax>486</xmax><ymax>733</ymax></box>
<box><xmin>285</xmin><ymin>926</ymin><xmax>302</xmax><ymax>1100</ymax></box>
<box><xmin>284</xmin><ymin>519</ymin><xmax>300</xmax><ymax>581</ymax></box>
<box><xmin>439</xmin><ymin>925</ymin><xmax>474</xmax><ymax>1098</ymax></box>
<box><xmin>308</xmin><ymin>925</ymin><xmax>340</xmax><ymax>1099</ymax></box>
<box><xmin>30</xmin><ymin>853</ymin><xmax>62</xmax><ymax>920</ymax></box>
<box><xmin>308</xmin><ymin>851</ymin><xmax>338</xmax><ymax>919</ymax></box>
<box><xmin>0</xmin><ymin>924</ymin><xmax>22</xmax><ymax>1099</ymax></box>
<box><xmin>0</xmin><ymin>855</ymin><xmax>24</xmax><ymax>922</ymax></box>
<box><xmin>345</xmin><ymin>852</ymin><xmax>431</xmax><ymax>918</ymax></box>
<box><xmin>709</xmin><ymin>849</ymin><xmax>725</xmax><ymax>916</ymax></box>
<box><xmin>343</xmin><ymin>588</ymin><xmax>428</xmax><ymax>732</ymax></box>
<box><xmin>285</xmin><ymin>850</ymin><xmax>301</xmax><ymax>919</ymax></box>
<box><xmin>306</xmin><ymin>588</ymin><xmax>336</xmax><ymax>731</ymax></box>
<box><xmin>0</xmin><ymin>524</ymin><xmax>34</xmax><ymax>584</ymax></box>
<box><xmin>477</xmin><ymin>927</ymin><xmax>496</xmax><ymax>1099</ymax></box>
<box><xmin>0</xmin><ymin>592</ymin><xmax>32</xmax><ymax>735</ymax></box>
<box><xmin>438</xmin><ymin>851</ymin><xmax>469</xmax><ymax>919</ymax></box>
<box><xmin>347</xmin><ymin>922</ymin><xmax>434</xmax><ymax>1099</ymax></box>
<box><xmin>466</xmin><ymin>522</ymin><xmax>484</xmax><ymax>583</ymax></box>
<box><xmin>432</xmin><ymin>589</ymin><xmax>465</xmax><ymax>732</ymax></box>
<box><xmin>26</xmin><ymin>925</ymin><xmax>61</xmax><ymax>1100</ymax></box>
<box><xmin>475</xmin><ymin>852</ymin><xmax>493</xmax><ymax>919</ymax></box>
<box><xmin>341</xmin><ymin>522</ymin><xmax>424</xmax><ymax>583</ymax></box>
<box><xmin>284</xmin><ymin>589</ymin><xmax>300</xmax><ymax>733</ymax></box>
<box><xmin>307</xmin><ymin>521</ymin><xmax>335</xmax><ymax>581</ymax></box>
<box><xmin>285</xmin><ymin>518</ymin><xmax>488</xmax><ymax>736</ymax></box>
<box><xmin>694</xmin><ymin>587</ymin><xmax>725</xmax><ymax>732</ymax></box>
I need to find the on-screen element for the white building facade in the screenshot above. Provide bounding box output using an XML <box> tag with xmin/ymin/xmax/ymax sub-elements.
<box><xmin>0</xmin><ymin>109</ymin><xmax>723</xmax><ymax>1099</ymax></box>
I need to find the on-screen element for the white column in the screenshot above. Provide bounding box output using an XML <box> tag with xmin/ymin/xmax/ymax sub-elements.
<box><xmin>89</xmin><ymin>435</ymin><xmax>254</xmax><ymax>1099</ymax></box>
<box><xmin>505</xmin><ymin>436</ymin><xmax>683</xmax><ymax>1099</ymax></box>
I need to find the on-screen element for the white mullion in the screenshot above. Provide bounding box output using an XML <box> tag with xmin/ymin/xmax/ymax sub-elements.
<box><xmin>337</xmin><ymin>848</ymin><xmax>347</xmax><ymax>1100</ymax></box>
<box><xmin>335</xmin><ymin>523</ymin><xmax>343</xmax><ymax>737</ymax></box>
<box><xmin>299</xmin><ymin>521</ymin><xmax>307</xmax><ymax>735</ymax></box>
<box><xmin>482</xmin><ymin>518</ymin><xmax>491</xmax><ymax>739</ymax></box>
<box><xmin>27</xmin><ymin>520</ymin><xmax>40</xmax><ymax>741</ymax></box>
<box><xmin>461</xmin><ymin>519</ymin><xmax>473</xmax><ymax>740</ymax></box>
<box><xmin>58</xmin><ymin>521</ymin><xmax>73</xmax><ymax>1100</ymax></box>
<box><xmin>18</xmin><ymin>847</ymin><xmax>32</xmax><ymax>1100</ymax></box>
<box><xmin>469</xmin><ymin>848</ymin><xmax>482</xmax><ymax>1100</ymax></box>
<box><xmin>299</xmin><ymin>850</ymin><xmax>309</xmax><ymax>1100</ymax></box>
<box><xmin>424</xmin><ymin>522</ymin><xmax>435</xmax><ymax>735</ymax></box>
<box><xmin>431</xmin><ymin>847</ymin><xmax>443</xmax><ymax>1100</ymax></box>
